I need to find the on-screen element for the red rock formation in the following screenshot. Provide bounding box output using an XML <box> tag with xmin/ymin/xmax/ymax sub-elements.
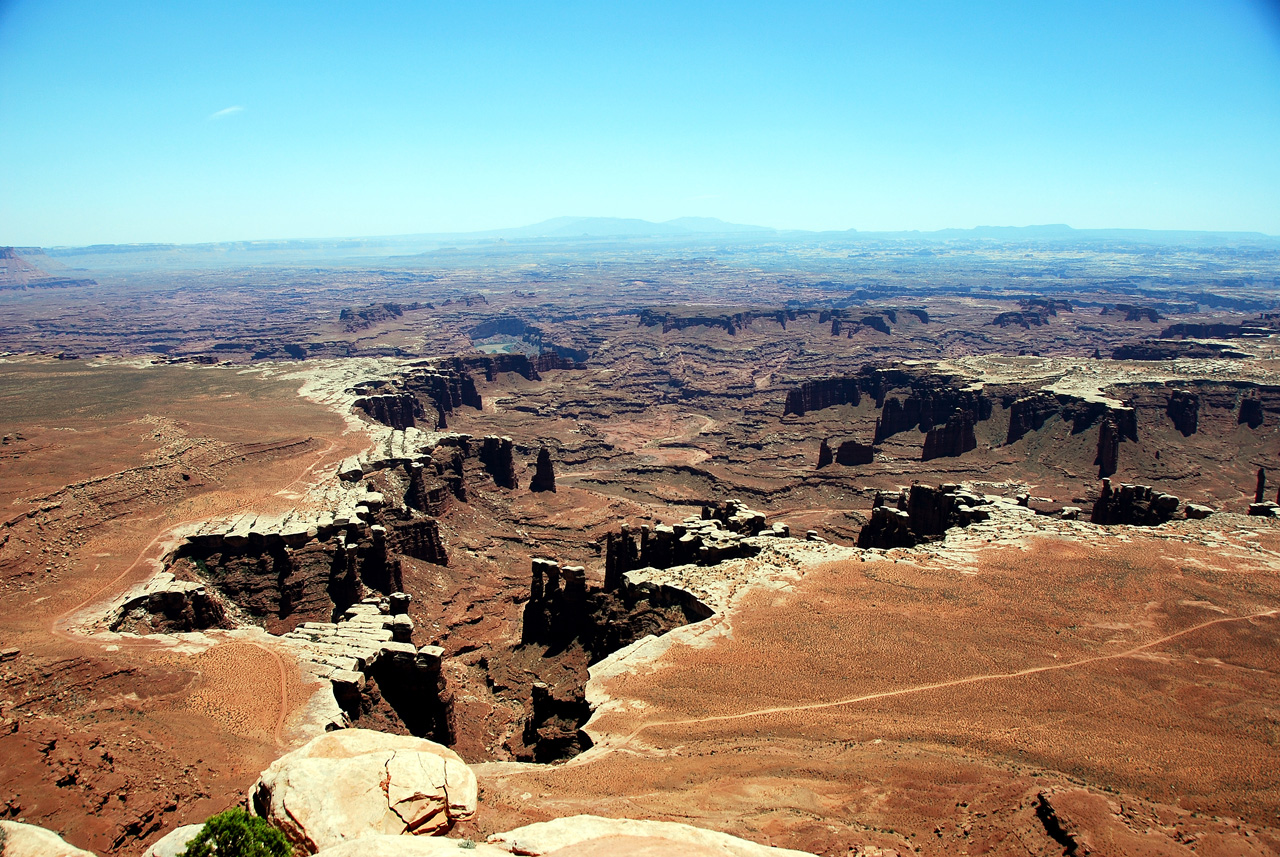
<box><xmin>1239</xmin><ymin>396</ymin><xmax>1265</xmax><ymax>428</ymax></box>
<box><xmin>874</xmin><ymin>386</ymin><xmax>991</xmax><ymax>442</ymax></box>
<box><xmin>783</xmin><ymin>377</ymin><xmax>862</xmax><ymax>416</ymax></box>
<box><xmin>404</xmin><ymin>461</ymin><xmax>451</xmax><ymax>515</ymax></box>
<box><xmin>354</xmin><ymin>392</ymin><xmax>424</xmax><ymax>431</ymax></box>
<box><xmin>478</xmin><ymin>435</ymin><xmax>518</xmax><ymax>489</ymax></box>
<box><xmin>1006</xmin><ymin>392</ymin><xmax>1060</xmax><ymax>444</ymax></box>
<box><xmin>529</xmin><ymin>446</ymin><xmax>556</xmax><ymax>493</ymax></box>
<box><xmin>385</xmin><ymin>518</ymin><xmax>448</xmax><ymax>567</ymax></box>
<box><xmin>1095</xmin><ymin>417</ymin><xmax>1120</xmax><ymax>478</ymax></box>
<box><xmin>1090</xmin><ymin>479</ymin><xmax>1181</xmax><ymax>525</ymax></box>
<box><xmin>856</xmin><ymin>484</ymin><xmax>989</xmax><ymax>548</ymax></box>
<box><xmin>1166</xmin><ymin>390</ymin><xmax>1199</xmax><ymax>436</ymax></box>
<box><xmin>921</xmin><ymin>408</ymin><xmax>977</xmax><ymax>460</ymax></box>
<box><xmin>833</xmin><ymin>438</ymin><xmax>875</xmax><ymax>465</ymax></box>
<box><xmin>816</xmin><ymin>438</ymin><xmax>834</xmax><ymax>468</ymax></box>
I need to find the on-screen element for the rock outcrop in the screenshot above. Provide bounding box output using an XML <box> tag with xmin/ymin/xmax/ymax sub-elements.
<box><xmin>163</xmin><ymin>429</ymin><xmax>462</xmax><ymax>635</ymax></box>
<box><xmin>820</xmin><ymin>307</ymin><xmax>926</xmax><ymax>337</ymax></box>
<box><xmin>784</xmin><ymin>377</ymin><xmax>861</xmax><ymax>416</ymax></box>
<box><xmin>1166</xmin><ymin>390</ymin><xmax>1199</xmax><ymax>436</ymax></box>
<box><xmin>281</xmin><ymin>596</ymin><xmax>450</xmax><ymax>741</ymax></box>
<box><xmin>171</xmin><ymin>515</ymin><xmax>405</xmax><ymax>635</ymax></box>
<box><xmin>1112</xmin><ymin>340</ymin><xmax>1246</xmax><ymax>360</ymax></box>
<box><xmin>518</xmin><ymin>504</ymin><xmax>782</xmax><ymax>760</ymax></box>
<box><xmin>251</xmin><ymin>729</ymin><xmax>477</xmax><ymax>852</ymax></box>
<box><xmin>856</xmin><ymin>484</ymin><xmax>990</xmax><ymax>549</ymax></box>
<box><xmin>479</xmin><ymin>435</ymin><xmax>518</xmax><ymax>489</ymax></box>
<box><xmin>817</xmin><ymin>438</ymin><xmax>873</xmax><ymax>467</ymax></box>
<box><xmin>313</xmin><ymin>835</ymin><xmax>509</xmax><ymax>856</ymax></box>
<box><xmin>530</xmin><ymin>446</ymin><xmax>556</xmax><ymax>493</ymax></box>
<box><xmin>399</xmin><ymin>360</ymin><xmax>482</xmax><ymax>428</ymax></box>
<box><xmin>638</xmin><ymin>306</ymin><xmax>798</xmax><ymax>336</ymax></box>
<box><xmin>0</xmin><ymin>820</ymin><xmax>97</xmax><ymax>857</ymax></box>
<box><xmin>355</xmin><ymin>393</ymin><xmax>425</xmax><ymax>431</ymax></box>
<box><xmin>103</xmin><ymin>572</ymin><xmax>229</xmax><ymax>633</ymax></box>
<box><xmin>991</xmin><ymin>309</ymin><xmax>1048</xmax><ymax>328</ymax></box>
<box><xmin>833</xmin><ymin>438</ymin><xmax>875</xmax><ymax>465</ymax></box>
<box><xmin>921</xmin><ymin>408</ymin><xmax>977</xmax><ymax>460</ymax></box>
<box><xmin>489</xmin><ymin>815</ymin><xmax>819</xmax><ymax>857</ymax></box>
<box><xmin>340</xmin><ymin>302</ymin><xmax>417</xmax><ymax>332</ymax></box>
<box><xmin>873</xmin><ymin>381</ymin><xmax>991</xmax><ymax>443</ymax></box>
<box><xmin>142</xmin><ymin>823</ymin><xmax>202</xmax><ymax>857</ymax></box>
<box><xmin>519</xmin><ymin>554</ymin><xmax>710</xmax><ymax>760</ymax></box>
<box><xmin>1006</xmin><ymin>392</ymin><xmax>1060</xmax><ymax>444</ymax></box>
<box><xmin>1089</xmin><ymin>480</ymin><xmax>1182</xmax><ymax>526</ymax></box>
<box><xmin>1095</xmin><ymin>417</ymin><xmax>1120</xmax><ymax>478</ymax></box>
<box><xmin>1105</xmin><ymin>303</ymin><xmax>1162</xmax><ymax>322</ymax></box>
<box><xmin>1160</xmin><ymin>321</ymin><xmax>1271</xmax><ymax>339</ymax></box>
<box><xmin>603</xmin><ymin>501</ymin><xmax>777</xmax><ymax>587</ymax></box>
<box><xmin>816</xmin><ymin>438</ymin><xmax>834</xmax><ymax>468</ymax></box>
<box><xmin>1240</xmin><ymin>396</ymin><xmax>1265</xmax><ymax>428</ymax></box>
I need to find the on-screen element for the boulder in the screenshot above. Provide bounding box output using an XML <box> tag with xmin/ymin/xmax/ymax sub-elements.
<box><xmin>312</xmin><ymin>834</ymin><xmax>508</xmax><ymax>856</ymax></box>
<box><xmin>0</xmin><ymin>821</ymin><xmax>96</xmax><ymax>857</ymax></box>
<box><xmin>251</xmin><ymin>729</ymin><xmax>477</xmax><ymax>853</ymax></box>
<box><xmin>488</xmin><ymin>816</ymin><xmax>819</xmax><ymax>857</ymax></box>
<box><xmin>142</xmin><ymin>823</ymin><xmax>202</xmax><ymax>857</ymax></box>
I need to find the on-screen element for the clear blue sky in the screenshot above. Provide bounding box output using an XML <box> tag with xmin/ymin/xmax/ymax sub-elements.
<box><xmin>2</xmin><ymin>1</ymin><xmax>1278</xmax><ymax>245</ymax></box>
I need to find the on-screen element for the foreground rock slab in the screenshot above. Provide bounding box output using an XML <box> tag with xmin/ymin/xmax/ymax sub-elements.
<box><xmin>488</xmin><ymin>815</ymin><xmax>819</xmax><ymax>857</ymax></box>
<box><xmin>0</xmin><ymin>821</ymin><xmax>97</xmax><ymax>857</ymax></box>
<box><xmin>312</xmin><ymin>834</ymin><xmax>509</xmax><ymax>856</ymax></box>
<box><xmin>140</xmin><ymin>823</ymin><xmax>202</xmax><ymax>857</ymax></box>
<box><xmin>251</xmin><ymin>729</ymin><xmax>478</xmax><ymax>853</ymax></box>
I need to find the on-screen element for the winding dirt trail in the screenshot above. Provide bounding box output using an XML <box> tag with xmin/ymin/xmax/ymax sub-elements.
<box><xmin>41</xmin><ymin>435</ymin><xmax>352</xmax><ymax>750</ymax></box>
<box><xmin>599</xmin><ymin>608</ymin><xmax>1279</xmax><ymax>752</ymax></box>
<box><xmin>250</xmin><ymin>642</ymin><xmax>291</xmax><ymax>747</ymax></box>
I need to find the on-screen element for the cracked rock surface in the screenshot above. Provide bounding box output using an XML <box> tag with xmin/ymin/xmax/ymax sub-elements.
<box><xmin>250</xmin><ymin>729</ymin><xmax>477</xmax><ymax>853</ymax></box>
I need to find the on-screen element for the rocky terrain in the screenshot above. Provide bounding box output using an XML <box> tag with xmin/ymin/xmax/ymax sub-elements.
<box><xmin>0</xmin><ymin>234</ymin><xmax>1278</xmax><ymax>855</ymax></box>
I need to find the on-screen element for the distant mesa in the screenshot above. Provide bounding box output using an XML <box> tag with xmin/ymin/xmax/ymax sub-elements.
<box><xmin>0</xmin><ymin>246</ymin><xmax>96</xmax><ymax>291</ymax></box>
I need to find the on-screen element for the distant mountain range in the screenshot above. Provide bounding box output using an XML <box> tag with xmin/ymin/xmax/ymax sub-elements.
<box><xmin>493</xmin><ymin>216</ymin><xmax>773</xmax><ymax>238</ymax></box>
<box><xmin>28</xmin><ymin>219</ymin><xmax>1279</xmax><ymax>270</ymax></box>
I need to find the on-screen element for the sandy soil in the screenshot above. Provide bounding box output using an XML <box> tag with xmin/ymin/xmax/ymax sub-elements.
<box><xmin>0</xmin><ymin>358</ymin><xmax>367</xmax><ymax>853</ymax></box>
<box><xmin>470</xmin><ymin>522</ymin><xmax>1280</xmax><ymax>856</ymax></box>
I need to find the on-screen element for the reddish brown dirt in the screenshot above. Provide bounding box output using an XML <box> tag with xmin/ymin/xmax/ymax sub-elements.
<box><xmin>0</xmin><ymin>359</ymin><xmax>364</xmax><ymax>853</ymax></box>
<box><xmin>469</xmin><ymin>529</ymin><xmax>1280</xmax><ymax>856</ymax></box>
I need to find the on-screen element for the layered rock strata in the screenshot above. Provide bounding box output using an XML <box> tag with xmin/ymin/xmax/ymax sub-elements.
<box><xmin>102</xmin><ymin>572</ymin><xmax>229</xmax><ymax>633</ymax></box>
<box><xmin>280</xmin><ymin>595</ymin><xmax>450</xmax><ymax>741</ymax></box>
<box><xmin>354</xmin><ymin>392</ymin><xmax>425</xmax><ymax>431</ymax></box>
<box><xmin>603</xmin><ymin>500</ymin><xmax>779</xmax><ymax>588</ymax></box>
<box><xmin>921</xmin><ymin>407</ymin><xmax>977</xmax><ymax>460</ymax></box>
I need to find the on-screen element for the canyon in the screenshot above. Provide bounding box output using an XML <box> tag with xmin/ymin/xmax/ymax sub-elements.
<box><xmin>0</xmin><ymin>232</ymin><xmax>1279</xmax><ymax>856</ymax></box>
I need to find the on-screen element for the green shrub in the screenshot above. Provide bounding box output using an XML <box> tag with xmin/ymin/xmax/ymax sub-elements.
<box><xmin>176</xmin><ymin>808</ymin><xmax>292</xmax><ymax>857</ymax></box>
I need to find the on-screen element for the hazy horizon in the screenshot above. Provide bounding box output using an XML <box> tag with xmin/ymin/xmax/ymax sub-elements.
<box><xmin>2</xmin><ymin>1</ymin><xmax>1279</xmax><ymax>246</ymax></box>
<box><xmin>13</xmin><ymin>216</ymin><xmax>1280</xmax><ymax>253</ymax></box>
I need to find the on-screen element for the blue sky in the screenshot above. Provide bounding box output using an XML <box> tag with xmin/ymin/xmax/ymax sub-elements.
<box><xmin>1</xmin><ymin>1</ymin><xmax>1278</xmax><ymax>245</ymax></box>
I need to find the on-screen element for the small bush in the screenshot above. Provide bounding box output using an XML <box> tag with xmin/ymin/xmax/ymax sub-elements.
<box><xmin>176</xmin><ymin>808</ymin><xmax>292</xmax><ymax>857</ymax></box>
